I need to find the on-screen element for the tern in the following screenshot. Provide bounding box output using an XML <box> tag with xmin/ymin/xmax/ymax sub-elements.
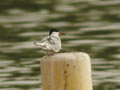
<box><xmin>34</xmin><ymin>29</ymin><xmax>64</xmax><ymax>56</ymax></box>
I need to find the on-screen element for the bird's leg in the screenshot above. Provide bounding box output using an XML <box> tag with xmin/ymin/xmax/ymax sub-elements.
<box><xmin>52</xmin><ymin>51</ymin><xmax>55</xmax><ymax>56</ymax></box>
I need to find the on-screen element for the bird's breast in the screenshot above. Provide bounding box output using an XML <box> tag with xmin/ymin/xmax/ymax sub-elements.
<box><xmin>52</xmin><ymin>38</ymin><xmax>61</xmax><ymax>52</ymax></box>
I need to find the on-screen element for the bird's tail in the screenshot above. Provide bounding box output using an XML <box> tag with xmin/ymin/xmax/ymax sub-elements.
<box><xmin>33</xmin><ymin>41</ymin><xmax>45</xmax><ymax>47</ymax></box>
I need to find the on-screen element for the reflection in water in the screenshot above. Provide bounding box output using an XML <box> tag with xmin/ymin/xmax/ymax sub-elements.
<box><xmin>0</xmin><ymin>0</ymin><xmax>120</xmax><ymax>90</ymax></box>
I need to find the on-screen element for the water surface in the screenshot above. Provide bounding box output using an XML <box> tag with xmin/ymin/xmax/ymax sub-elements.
<box><xmin>0</xmin><ymin>0</ymin><xmax>120</xmax><ymax>90</ymax></box>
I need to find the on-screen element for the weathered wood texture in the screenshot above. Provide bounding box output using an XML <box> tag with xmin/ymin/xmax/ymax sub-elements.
<box><xmin>41</xmin><ymin>52</ymin><xmax>93</xmax><ymax>90</ymax></box>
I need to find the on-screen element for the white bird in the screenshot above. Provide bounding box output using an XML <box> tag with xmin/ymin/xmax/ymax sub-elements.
<box><xmin>34</xmin><ymin>29</ymin><xmax>64</xmax><ymax>56</ymax></box>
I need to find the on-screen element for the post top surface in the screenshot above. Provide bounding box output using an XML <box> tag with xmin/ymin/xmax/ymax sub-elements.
<box><xmin>42</xmin><ymin>52</ymin><xmax>90</xmax><ymax>61</ymax></box>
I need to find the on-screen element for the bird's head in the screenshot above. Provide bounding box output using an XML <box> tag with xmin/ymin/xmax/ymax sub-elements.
<box><xmin>49</xmin><ymin>28</ymin><xmax>64</xmax><ymax>36</ymax></box>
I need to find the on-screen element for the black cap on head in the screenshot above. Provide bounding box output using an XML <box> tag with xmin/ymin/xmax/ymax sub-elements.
<box><xmin>49</xmin><ymin>28</ymin><xmax>59</xmax><ymax>35</ymax></box>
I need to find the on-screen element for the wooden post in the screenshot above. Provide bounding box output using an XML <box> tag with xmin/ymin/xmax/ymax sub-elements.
<box><xmin>41</xmin><ymin>52</ymin><xmax>93</xmax><ymax>90</ymax></box>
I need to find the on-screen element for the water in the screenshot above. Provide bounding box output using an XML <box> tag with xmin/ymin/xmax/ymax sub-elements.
<box><xmin>0</xmin><ymin>0</ymin><xmax>120</xmax><ymax>90</ymax></box>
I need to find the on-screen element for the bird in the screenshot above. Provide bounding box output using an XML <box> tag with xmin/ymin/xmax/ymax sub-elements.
<box><xmin>34</xmin><ymin>29</ymin><xmax>64</xmax><ymax>56</ymax></box>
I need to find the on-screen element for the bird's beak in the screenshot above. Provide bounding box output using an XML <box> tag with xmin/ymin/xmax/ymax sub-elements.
<box><xmin>59</xmin><ymin>32</ymin><xmax>65</xmax><ymax>35</ymax></box>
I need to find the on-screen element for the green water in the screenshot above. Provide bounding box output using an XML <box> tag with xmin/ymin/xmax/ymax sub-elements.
<box><xmin>0</xmin><ymin>0</ymin><xmax>120</xmax><ymax>90</ymax></box>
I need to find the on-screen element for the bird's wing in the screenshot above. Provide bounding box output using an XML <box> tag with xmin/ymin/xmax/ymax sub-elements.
<box><xmin>40</xmin><ymin>36</ymin><xmax>49</xmax><ymax>43</ymax></box>
<box><xmin>34</xmin><ymin>36</ymin><xmax>57</xmax><ymax>51</ymax></box>
<box><xmin>33</xmin><ymin>37</ymin><xmax>49</xmax><ymax>47</ymax></box>
<box><xmin>39</xmin><ymin>36</ymin><xmax>54</xmax><ymax>44</ymax></box>
<box><xmin>47</xmin><ymin>37</ymin><xmax>56</xmax><ymax>45</ymax></box>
